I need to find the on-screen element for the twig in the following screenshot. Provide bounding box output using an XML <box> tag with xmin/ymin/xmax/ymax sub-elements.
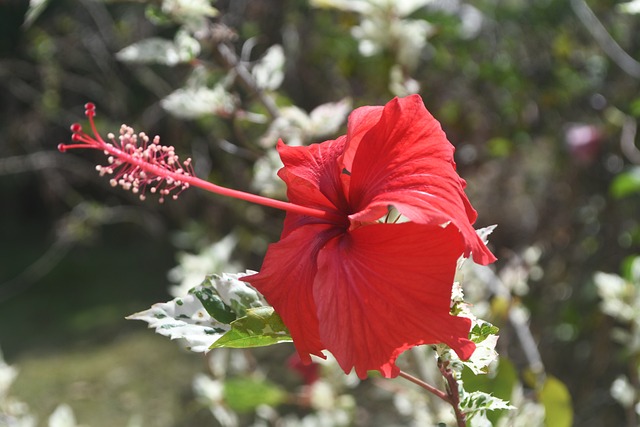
<box><xmin>215</xmin><ymin>41</ymin><xmax>281</xmax><ymax>119</ymax></box>
<box><xmin>0</xmin><ymin>151</ymin><xmax>83</xmax><ymax>175</ymax></box>
<box><xmin>0</xmin><ymin>203</ymin><xmax>163</xmax><ymax>302</ymax></box>
<box><xmin>570</xmin><ymin>0</ymin><xmax>640</xmax><ymax>79</ymax></box>
<box><xmin>471</xmin><ymin>263</ymin><xmax>546</xmax><ymax>377</ymax></box>
<box><xmin>621</xmin><ymin>116</ymin><xmax>640</xmax><ymax>164</ymax></box>
<box><xmin>0</xmin><ymin>238</ymin><xmax>73</xmax><ymax>303</ymax></box>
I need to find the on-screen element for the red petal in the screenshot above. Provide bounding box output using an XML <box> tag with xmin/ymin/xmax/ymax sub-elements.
<box><xmin>345</xmin><ymin>95</ymin><xmax>496</xmax><ymax>265</ymax></box>
<box><xmin>244</xmin><ymin>223</ymin><xmax>343</xmax><ymax>363</ymax></box>
<box><xmin>277</xmin><ymin>136</ymin><xmax>348</xmax><ymax>212</ymax></box>
<box><xmin>314</xmin><ymin>222</ymin><xmax>475</xmax><ymax>379</ymax></box>
<box><xmin>339</xmin><ymin>105</ymin><xmax>384</xmax><ymax>174</ymax></box>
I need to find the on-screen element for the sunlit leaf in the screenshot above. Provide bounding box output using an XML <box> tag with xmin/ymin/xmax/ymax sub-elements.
<box><xmin>539</xmin><ymin>376</ymin><xmax>573</xmax><ymax>427</ymax></box>
<box><xmin>223</xmin><ymin>377</ymin><xmax>288</xmax><ymax>413</ymax></box>
<box><xmin>211</xmin><ymin>307</ymin><xmax>292</xmax><ymax>349</ymax></box>
<box><xmin>611</xmin><ymin>167</ymin><xmax>640</xmax><ymax>199</ymax></box>
<box><xmin>622</xmin><ymin>255</ymin><xmax>640</xmax><ymax>283</ymax></box>
<box><xmin>487</xmin><ymin>137</ymin><xmax>512</xmax><ymax>158</ymax></box>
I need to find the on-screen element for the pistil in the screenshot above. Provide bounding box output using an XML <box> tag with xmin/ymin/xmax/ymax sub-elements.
<box><xmin>58</xmin><ymin>103</ymin><xmax>344</xmax><ymax>224</ymax></box>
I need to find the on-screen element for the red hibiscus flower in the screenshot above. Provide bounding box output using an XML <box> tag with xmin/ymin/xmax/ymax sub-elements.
<box><xmin>59</xmin><ymin>96</ymin><xmax>495</xmax><ymax>380</ymax></box>
<box><xmin>245</xmin><ymin>95</ymin><xmax>496</xmax><ymax>379</ymax></box>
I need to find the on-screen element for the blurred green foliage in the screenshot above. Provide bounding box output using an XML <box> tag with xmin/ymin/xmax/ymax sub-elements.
<box><xmin>1</xmin><ymin>0</ymin><xmax>640</xmax><ymax>425</ymax></box>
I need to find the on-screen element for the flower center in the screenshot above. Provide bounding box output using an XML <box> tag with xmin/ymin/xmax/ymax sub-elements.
<box><xmin>347</xmin><ymin>206</ymin><xmax>411</xmax><ymax>232</ymax></box>
<box><xmin>377</xmin><ymin>206</ymin><xmax>410</xmax><ymax>224</ymax></box>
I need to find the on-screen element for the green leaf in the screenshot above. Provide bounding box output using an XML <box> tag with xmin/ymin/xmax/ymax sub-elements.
<box><xmin>539</xmin><ymin>376</ymin><xmax>573</xmax><ymax>427</ymax></box>
<box><xmin>144</xmin><ymin>5</ymin><xmax>174</xmax><ymax>26</ymax></box>
<box><xmin>191</xmin><ymin>286</ymin><xmax>236</xmax><ymax>324</ymax></box>
<box><xmin>223</xmin><ymin>377</ymin><xmax>287</xmax><ymax>413</ymax></box>
<box><xmin>470</xmin><ymin>322</ymin><xmax>500</xmax><ymax>344</ymax></box>
<box><xmin>610</xmin><ymin>167</ymin><xmax>640</xmax><ymax>199</ymax></box>
<box><xmin>631</xmin><ymin>97</ymin><xmax>640</xmax><ymax>117</ymax></box>
<box><xmin>622</xmin><ymin>255</ymin><xmax>640</xmax><ymax>283</ymax></box>
<box><xmin>203</xmin><ymin>274</ymin><xmax>266</xmax><ymax>316</ymax></box>
<box><xmin>189</xmin><ymin>272</ymin><xmax>266</xmax><ymax>321</ymax></box>
<box><xmin>487</xmin><ymin>137</ymin><xmax>513</xmax><ymax>158</ymax></box>
<box><xmin>211</xmin><ymin>307</ymin><xmax>292</xmax><ymax>349</ymax></box>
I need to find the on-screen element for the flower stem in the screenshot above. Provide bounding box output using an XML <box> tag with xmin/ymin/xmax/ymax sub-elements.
<box><xmin>439</xmin><ymin>361</ymin><xmax>467</xmax><ymax>427</ymax></box>
<box><xmin>398</xmin><ymin>369</ymin><xmax>466</xmax><ymax>427</ymax></box>
<box><xmin>398</xmin><ymin>370</ymin><xmax>448</xmax><ymax>401</ymax></box>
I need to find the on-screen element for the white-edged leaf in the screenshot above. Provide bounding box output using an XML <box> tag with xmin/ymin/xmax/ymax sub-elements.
<box><xmin>308</xmin><ymin>98</ymin><xmax>352</xmax><ymax>138</ymax></box>
<box><xmin>619</xmin><ymin>0</ymin><xmax>640</xmax><ymax>14</ymax></box>
<box><xmin>258</xmin><ymin>106</ymin><xmax>311</xmax><ymax>147</ymax></box>
<box><xmin>116</xmin><ymin>31</ymin><xmax>200</xmax><ymax>65</ymax></box>
<box><xmin>611</xmin><ymin>375</ymin><xmax>636</xmax><ymax>408</ymax></box>
<box><xmin>389</xmin><ymin>64</ymin><xmax>421</xmax><ymax>97</ymax></box>
<box><xmin>252</xmin><ymin>45</ymin><xmax>285</xmax><ymax>91</ymax></box>
<box><xmin>48</xmin><ymin>404</ymin><xmax>77</xmax><ymax>427</ymax></box>
<box><xmin>594</xmin><ymin>271</ymin><xmax>634</xmax><ymax>322</ymax></box>
<box><xmin>161</xmin><ymin>85</ymin><xmax>237</xmax><ymax>119</ymax></box>
<box><xmin>252</xmin><ymin>149</ymin><xmax>286</xmax><ymax>197</ymax></box>
<box><xmin>202</xmin><ymin>272</ymin><xmax>266</xmax><ymax>316</ymax></box>
<box><xmin>128</xmin><ymin>272</ymin><xmax>268</xmax><ymax>352</ymax></box>
<box><xmin>168</xmin><ymin>234</ymin><xmax>242</xmax><ymax>298</ymax></box>
<box><xmin>0</xmin><ymin>348</ymin><xmax>18</xmax><ymax>397</ymax></box>
<box><xmin>463</xmin><ymin>334</ymin><xmax>499</xmax><ymax>375</ymax></box>
<box><xmin>127</xmin><ymin>293</ymin><xmax>230</xmax><ymax>353</ymax></box>
<box><xmin>476</xmin><ymin>225</ymin><xmax>497</xmax><ymax>245</ymax></box>
<box><xmin>23</xmin><ymin>0</ymin><xmax>50</xmax><ymax>29</ymax></box>
<box><xmin>161</xmin><ymin>0</ymin><xmax>219</xmax><ymax>21</ymax></box>
<box><xmin>309</xmin><ymin>0</ymin><xmax>371</xmax><ymax>13</ymax></box>
<box><xmin>461</xmin><ymin>390</ymin><xmax>515</xmax><ymax>415</ymax></box>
